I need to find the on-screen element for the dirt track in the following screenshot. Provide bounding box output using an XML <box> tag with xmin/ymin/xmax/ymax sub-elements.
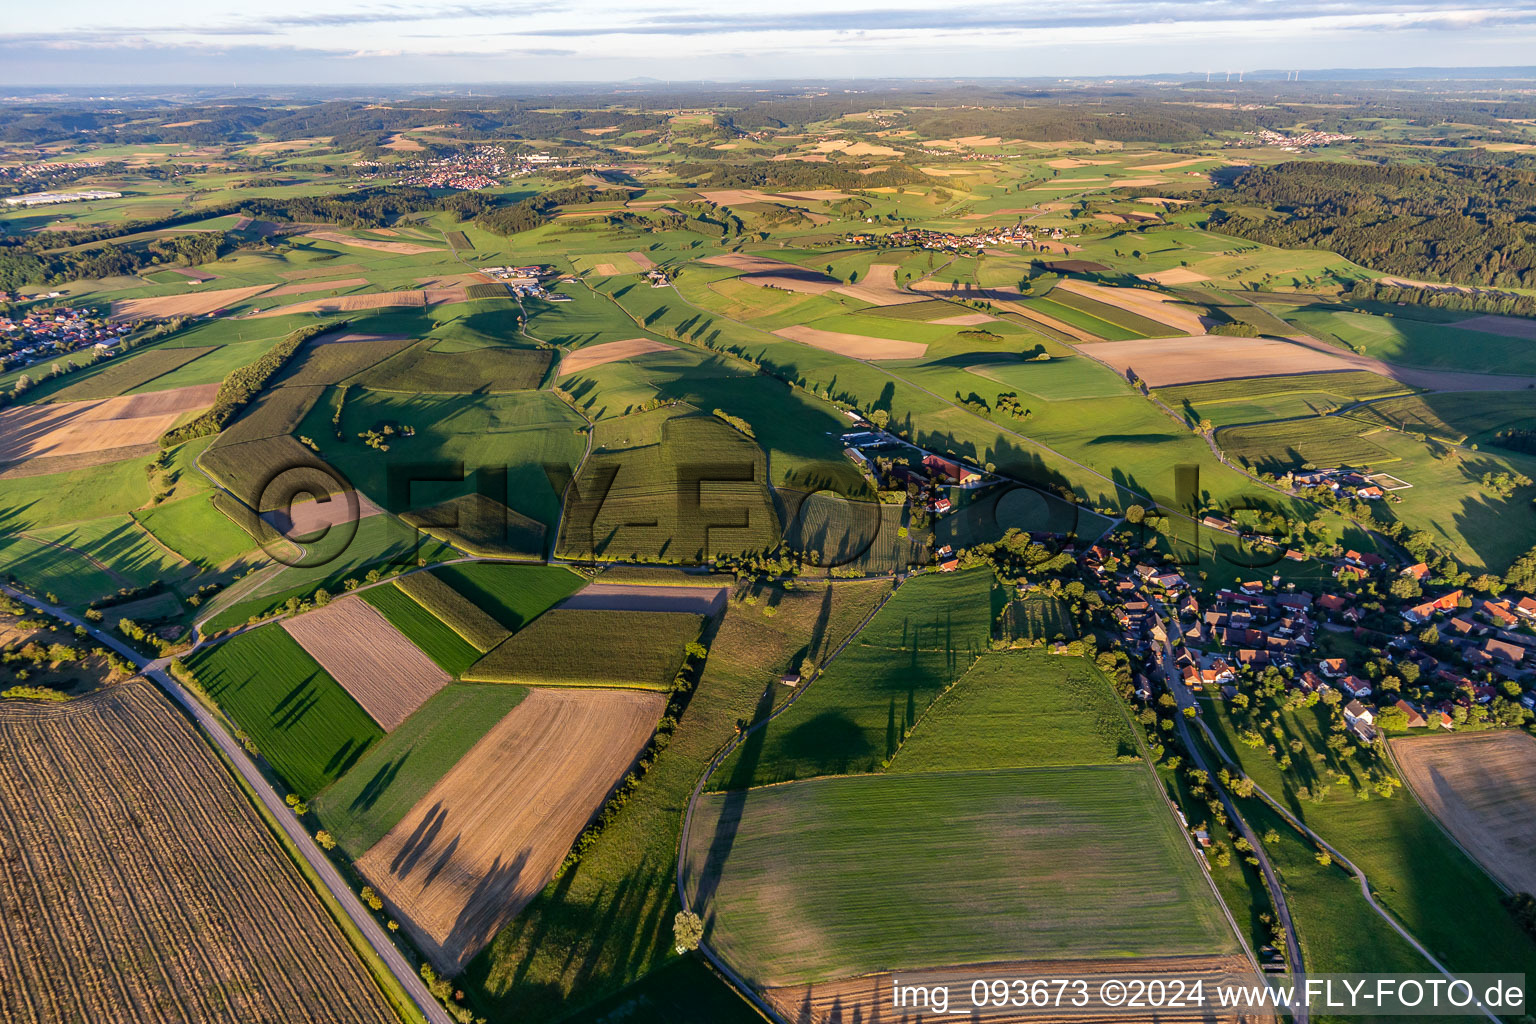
<box><xmin>1393</xmin><ymin>731</ymin><xmax>1536</xmax><ymax>895</ymax></box>
<box><xmin>358</xmin><ymin>687</ymin><xmax>665</xmax><ymax>970</ymax></box>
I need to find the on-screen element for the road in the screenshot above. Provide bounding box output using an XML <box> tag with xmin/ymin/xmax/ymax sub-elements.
<box><xmin>0</xmin><ymin>583</ymin><xmax>455</xmax><ymax>1024</ymax></box>
<box><xmin>1149</xmin><ymin>602</ymin><xmax>1309</xmax><ymax>1024</ymax></box>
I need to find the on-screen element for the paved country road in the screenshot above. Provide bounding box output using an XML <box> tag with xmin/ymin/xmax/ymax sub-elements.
<box><xmin>1</xmin><ymin>583</ymin><xmax>455</xmax><ymax>1024</ymax></box>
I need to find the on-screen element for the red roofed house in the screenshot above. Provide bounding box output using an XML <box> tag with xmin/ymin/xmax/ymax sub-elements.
<box><xmin>1479</xmin><ymin>600</ymin><xmax>1519</xmax><ymax>629</ymax></box>
<box><xmin>1402</xmin><ymin>562</ymin><xmax>1430</xmax><ymax>581</ymax></box>
<box><xmin>1404</xmin><ymin>590</ymin><xmax>1462</xmax><ymax>624</ymax></box>
<box><xmin>921</xmin><ymin>454</ymin><xmax>982</xmax><ymax>486</ymax></box>
<box><xmin>1393</xmin><ymin>699</ymin><xmax>1427</xmax><ymax>729</ymax></box>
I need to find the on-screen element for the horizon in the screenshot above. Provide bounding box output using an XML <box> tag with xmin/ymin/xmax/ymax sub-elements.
<box><xmin>7</xmin><ymin>0</ymin><xmax>1536</xmax><ymax>85</ymax></box>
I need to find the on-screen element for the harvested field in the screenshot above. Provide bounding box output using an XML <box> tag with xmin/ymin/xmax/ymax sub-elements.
<box><xmin>1393</xmin><ymin>731</ymin><xmax>1536</xmax><ymax>896</ymax></box>
<box><xmin>0</xmin><ymin>383</ymin><xmax>219</xmax><ymax>463</ymax></box>
<box><xmin>110</xmin><ymin>284</ymin><xmax>274</xmax><ymax>321</ymax></box>
<box><xmin>465</xmin><ymin>609</ymin><xmax>703</xmax><ymax>689</ymax></box>
<box><xmin>626</xmin><ymin>250</ymin><xmax>657</xmax><ymax>271</ymax></box>
<box><xmin>43</xmin><ymin>345</ymin><xmax>214</xmax><ymax>402</ymax></box>
<box><xmin>395</xmin><ymin>570</ymin><xmax>510</xmax><ymax>652</ymax></box>
<box><xmin>559</xmin><ymin>337</ymin><xmax>676</xmax><ymax>375</ymax></box>
<box><xmin>1129</xmin><ymin>157</ymin><xmax>1212</xmax><ymax>171</ymax></box>
<box><xmin>0</xmin><ymin>681</ymin><xmax>398</xmax><ymax>1024</ymax></box>
<box><xmin>357</xmin><ymin>687</ymin><xmax>666</xmax><ymax>969</ymax></box>
<box><xmin>0</xmin><ymin>443</ymin><xmax>158</xmax><ymax>478</ymax></box>
<box><xmin>281</xmin><ymin>597</ymin><xmax>451</xmax><ymax>730</ymax></box>
<box><xmin>167</xmin><ymin>266</ymin><xmax>216</xmax><ymax>281</ymax></box>
<box><xmin>772</xmin><ymin>324</ymin><xmax>927</xmax><ymax>360</ymax></box>
<box><xmin>265</xmin><ymin>276</ymin><xmax>370</xmax><ymax>297</ymax></box>
<box><xmin>304</xmin><ymin>230</ymin><xmax>440</xmax><ymax>255</ymax></box>
<box><xmin>557</xmin><ymin>582</ymin><xmax>727</xmax><ymax>614</ymax></box>
<box><xmin>245</xmin><ymin>289</ymin><xmax>427</xmax><ymax>318</ymax></box>
<box><xmin>1076</xmin><ymin>335</ymin><xmax>1356</xmax><ymax>387</ymax></box>
<box><xmin>1454</xmin><ymin>314</ymin><xmax>1536</xmax><ymax>340</ymax></box>
<box><xmin>763</xmin><ymin>955</ymin><xmax>1257</xmax><ymax>1024</ymax></box>
<box><xmin>832</xmin><ymin>263</ymin><xmax>925</xmax><ymax>305</ymax></box>
<box><xmin>273</xmin><ymin>335</ymin><xmax>416</xmax><ymax>387</ymax></box>
<box><xmin>316</xmin><ymin>332</ymin><xmax>412</xmax><ymax>346</ymax></box>
<box><xmin>356</xmin><ymin>341</ymin><xmax>552</xmax><ymax>392</ymax></box>
<box><xmin>1140</xmin><ymin>267</ymin><xmax>1210</xmax><ymax>285</ymax></box>
<box><xmin>444</xmin><ymin>230</ymin><xmax>472</xmax><ymax>251</ymax></box>
<box><xmin>1055</xmin><ymin>279</ymin><xmax>1206</xmax><ymax>334</ymax></box>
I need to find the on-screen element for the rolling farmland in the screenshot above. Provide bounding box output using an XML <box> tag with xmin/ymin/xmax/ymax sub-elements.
<box><xmin>360</xmin><ymin>581</ymin><xmax>484</xmax><ymax>675</ymax></box>
<box><xmin>394</xmin><ymin>570</ymin><xmax>513</xmax><ymax>652</ymax></box>
<box><xmin>0</xmin><ymin>681</ymin><xmax>398</xmax><ymax>1024</ymax></box>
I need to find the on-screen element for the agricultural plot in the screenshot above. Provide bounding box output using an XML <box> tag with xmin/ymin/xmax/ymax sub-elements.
<box><xmin>1077</xmin><ymin>335</ymin><xmax>1357</xmax><ymax>387</ymax></box>
<box><xmin>40</xmin><ymin>345</ymin><xmax>214</xmax><ymax>402</ymax></box>
<box><xmin>1342</xmin><ymin>390</ymin><xmax>1536</xmax><ymax>445</ymax></box>
<box><xmin>430</xmin><ymin>562</ymin><xmax>585</xmax><ymax>631</ymax></box>
<box><xmin>271</xmin><ymin>335</ymin><xmax>416</xmax><ymax>387</ymax></box>
<box><xmin>25</xmin><ymin>514</ymin><xmax>192</xmax><ymax>591</ymax></box>
<box><xmin>312</xmin><ymin>683</ymin><xmax>530</xmax><ymax>855</ymax></box>
<box><xmin>401</xmin><ymin>492</ymin><xmax>548</xmax><ymax>558</ymax></box>
<box><xmin>109</xmin><ymin>284</ymin><xmax>274</xmax><ymax>321</ymax></box>
<box><xmin>891</xmin><ymin>653</ymin><xmax>1134</xmax><ymax>772</ymax></box>
<box><xmin>777</xmin><ymin>489</ymin><xmax>925</xmax><ymax>574</ymax></box>
<box><xmin>280</xmin><ymin>596</ymin><xmax>451</xmax><ymax>730</ymax></box>
<box><xmin>357</xmin><ymin>686</ymin><xmax>667</xmax><ymax>969</ymax></box>
<box><xmin>1018</xmin><ymin>292</ymin><xmax>1145</xmax><ymax>341</ymax></box>
<box><xmin>0</xmin><ymin>383</ymin><xmax>219</xmax><ymax>464</ymax></box>
<box><xmin>558</xmin><ymin>337</ymin><xmax>676</xmax><ymax>376</ymax></box>
<box><xmin>1157</xmin><ymin>370</ymin><xmax>1414</xmax><ymax>428</ymax></box>
<box><xmin>465</xmin><ymin>609</ymin><xmax>703</xmax><ymax>689</ymax></box>
<box><xmin>183</xmin><ymin>625</ymin><xmax>382</xmax><ymax>797</ymax></box>
<box><xmin>1392</xmin><ymin>731</ymin><xmax>1536</xmax><ymax>896</ymax></box>
<box><xmin>247</xmin><ymin>289</ymin><xmax>430</xmax><ymax>318</ymax></box>
<box><xmin>771</xmin><ymin>323</ymin><xmax>927</xmax><ymax>360</ymax></box>
<box><xmin>304</xmin><ymin>230</ymin><xmax>440</xmax><ymax>255</ymax></box>
<box><xmin>1219</xmin><ymin>418</ymin><xmax>1394</xmax><ymax>474</ymax></box>
<box><xmin>355</xmin><ymin>340</ymin><xmax>554</xmax><ymax>392</ymax></box>
<box><xmin>0</xmin><ymin>681</ymin><xmax>398</xmax><ymax>1024</ymax></box>
<box><xmin>559</xmin><ymin>414</ymin><xmax>780</xmax><ymax>562</ymax></box>
<box><xmin>683</xmin><ymin>765</ymin><xmax>1236</xmax><ymax>988</ymax></box>
<box><xmin>1054</xmin><ymin>278</ymin><xmax>1206</xmax><ymax>335</ymax></box>
<box><xmin>395</xmin><ymin>570</ymin><xmax>512</xmax><ymax>651</ymax></box>
<box><xmin>360</xmin><ymin>581</ymin><xmax>483</xmax><ymax>675</ymax></box>
<box><xmin>0</xmin><ymin>534</ymin><xmax>120</xmax><ymax>607</ymax></box>
<box><xmin>998</xmin><ymin>593</ymin><xmax>1076</xmax><ymax>641</ymax></box>
<box><xmin>1286</xmin><ymin>306</ymin><xmax>1536</xmax><ymax>376</ymax></box>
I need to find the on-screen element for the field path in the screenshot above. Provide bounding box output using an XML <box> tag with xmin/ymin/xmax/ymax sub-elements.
<box><xmin>0</xmin><ymin>583</ymin><xmax>456</xmax><ymax>1024</ymax></box>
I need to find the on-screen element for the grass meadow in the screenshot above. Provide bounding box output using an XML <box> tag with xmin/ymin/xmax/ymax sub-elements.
<box><xmin>464</xmin><ymin>609</ymin><xmax>703</xmax><ymax>689</ymax></box>
<box><xmin>185</xmin><ymin>625</ymin><xmax>383</xmax><ymax>798</ymax></box>
<box><xmin>360</xmin><ymin>582</ymin><xmax>484</xmax><ymax>676</ymax></box>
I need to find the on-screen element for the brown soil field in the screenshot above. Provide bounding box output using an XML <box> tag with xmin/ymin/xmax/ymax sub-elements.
<box><xmin>559</xmin><ymin>337</ymin><xmax>677</xmax><ymax>376</ymax></box>
<box><xmin>773</xmin><ymin>325</ymin><xmax>928</xmax><ymax>360</ymax></box>
<box><xmin>594</xmin><ymin>263</ymin><xmax>619</xmax><ymax>276</ymax></box>
<box><xmin>930</xmin><ymin>312</ymin><xmax>997</xmax><ymax>326</ymax></box>
<box><xmin>1093</xmin><ymin>213</ymin><xmax>1128</xmax><ymax>224</ymax></box>
<box><xmin>110</xmin><ymin>284</ymin><xmax>275</xmax><ymax>321</ymax></box>
<box><xmin>833</xmin><ymin>263</ymin><xmax>925</xmax><ymax>306</ymax></box>
<box><xmin>265</xmin><ymin>276</ymin><xmax>370</xmax><ymax>297</ymax></box>
<box><xmin>168</xmin><ymin>266</ymin><xmax>217</xmax><ymax>281</ymax></box>
<box><xmin>0</xmin><ymin>384</ymin><xmax>219</xmax><ymax>463</ymax></box>
<box><xmin>700</xmin><ymin>252</ymin><xmax>806</xmax><ymax>272</ymax></box>
<box><xmin>415</xmin><ymin>273</ymin><xmax>490</xmax><ymax>289</ymax></box>
<box><xmin>0</xmin><ymin>681</ymin><xmax>398</xmax><ymax>1024</ymax></box>
<box><xmin>246</xmin><ymin>290</ymin><xmax>429</xmax><ymax>318</ymax></box>
<box><xmin>1135</xmin><ymin>197</ymin><xmax>1194</xmax><ymax>206</ymax></box>
<box><xmin>626</xmin><ymin>250</ymin><xmax>657</xmax><ymax>271</ymax></box>
<box><xmin>1076</xmin><ymin>335</ymin><xmax>1356</xmax><ymax>386</ymax></box>
<box><xmin>260</xmin><ymin>492</ymin><xmax>384</xmax><ymax>537</ymax></box>
<box><xmin>1455</xmin><ymin>314</ymin><xmax>1536</xmax><ymax>340</ymax></box>
<box><xmin>1393</xmin><ymin>731</ymin><xmax>1536</xmax><ymax>895</ymax></box>
<box><xmin>304</xmin><ymin>230</ymin><xmax>440</xmax><ymax>255</ymax></box>
<box><xmin>370</xmin><ymin>228</ymin><xmax>400</xmax><ymax>235</ymax></box>
<box><xmin>357</xmin><ymin>687</ymin><xmax>666</xmax><ymax>969</ymax></box>
<box><xmin>775</xmin><ymin>189</ymin><xmax>854</xmax><ymax>201</ymax></box>
<box><xmin>557</xmin><ymin>582</ymin><xmax>728</xmax><ymax>614</ymax></box>
<box><xmin>278</xmin><ymin>263</ymin><xmax>367</xmax><ymax>280</ymax></box>
<box><xmin>762</xmin><ymin>955</ymin><xmax>1262</xmax><ymax>1024</ymax></box>
<box><xmin>282</xmin><ymin>597</ymin><xmax>450</xmax><ymax>730</ymax></box>
<box><xmin>1046</xmin><ymin>158</ymin><xmax>1119</xmax><ymax>168</ymax></box>
<box><xmin>911</xmin><ymin>282</ymin><xmax>1100</xmax><ymax>342</ymax></box>
<box><xmin>1056</xmin><ymin>279</ymin><xmax>1207</xmax><ymax>334</ymax></box>
<box><xmin>1140</xmin><ymin>268</ymin><xmax>1211</xmax><ymax>285</ymax></box>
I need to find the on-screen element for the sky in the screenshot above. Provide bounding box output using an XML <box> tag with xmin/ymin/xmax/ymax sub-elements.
<box><xmin>6</xmin><ymin>1</ymin><xmax>1536</xmax><ymax>85</ymax></box>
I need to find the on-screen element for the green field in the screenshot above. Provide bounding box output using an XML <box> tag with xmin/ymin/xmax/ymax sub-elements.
<box><xmin>430</xmin><ymin>562</ymin><xmax>585</xmax><ymax>630</ymax></box>
<box><xmin>37</xmin><ymin>345</ymin><xmax>215</xmax><ymax>402</ymax></box>
<box><xmin>712</xmin><ymin>569</ymin><xmax>994</xmax><ymax>786</ymax></box>
<box><xmin>1287</xmin><ymin>306</ymin><xmax>1536</xmax><ymax>376</ymax></box>
<box><xmin>273</xmin><ymin>336</ymin><xmax>416</xmax><ymax>387</ymax></box>
<box><xmin>132</xmin><ymin>494</ymin><xmax>258</xmax><ymax>568</ymax></box>
<box><xmin>1342</xmin><ymin>390</ymin><xmax>1536</xmax><ymax>444</ymax></box>
<box><xmin>891</xmin><ymin>653</ymin><xmax>1135</xmax><ymax>771</ymax></box>
<box><xmin>25</xmin><ymin>515</ymin><xmax>191</xmax><ymax>592</ymax></box>
<box><xmin>464</xmin><ymin>609</ymin><xmax>703</xmax><ymax>688</ymax></box>
<box><xmin>0</xmin><ymin>533</ymin><xmax>120</xmax><ymax>606</ymax></box>
<box><xmin>998</xmin><ymin>593</ymin><xmax>1075</xmax><ymax>641</ymax></box>
<box><xmin>312</xmin><ymin>683</ymin><xmax>529</xmax><ymax>855</ymax></box>
<box><xmin>184</xmin><ymin>625</ymin><xmax>383</xmax><ymax>798</ymax></box>
<box><xmin>1158</xmin><ymin>370</ymin><xmax>1416</xmax><ymax>428</ymax></box>
<box><xmin>1021</xmin><ymin>293</ymin><xmax>1145</xmax><ymax>341</ymax></box>
<box><xmin>1219</xmin><ymin>417</ymin><xmax>1395</xmax><ymax>473</ymax></box>
<box><xmin>360</xmin><ymin>581</ymin><xmax>484</xmax><ymax>675</ymax></box>
<box><xmin>683</xmin><ymin>765</ymin><xmax>1235</xmax><ymax>987</ymax></box>
<box><xmin>393</xmin><ymin>569</ymin><xmax>512</xmax><ymax>651</ymax></box>
<box><xmin>356</xmin><ymin>340</ymin><xmax>554</xmax><ymax>393</ymax></box>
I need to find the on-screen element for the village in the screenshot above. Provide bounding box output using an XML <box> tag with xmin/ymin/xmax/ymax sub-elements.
<box><xmin>843</xmin><ymin>222</ymin><xmax>1070</xmax><ymax>255</ymax></box>
<box><xmin>0</xmin><ymin>304</ymin><xmax>136</xmax><ymax>375</ymax></box>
